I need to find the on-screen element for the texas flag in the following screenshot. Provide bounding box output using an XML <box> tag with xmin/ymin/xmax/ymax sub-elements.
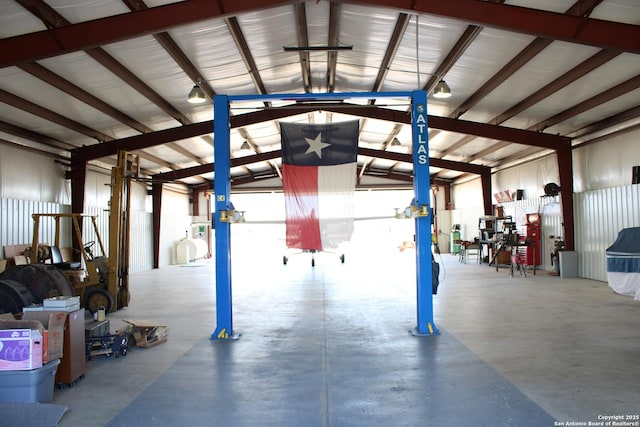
<box><xmin>280</xmin><ymin>120</ymin><xmax>359</xmax><ymax>250</ymax></box>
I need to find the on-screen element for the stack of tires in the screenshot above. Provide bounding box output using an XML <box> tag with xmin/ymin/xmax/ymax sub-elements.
<box><xmin>0</xmin><ymin>264</ymin><xmax>74</xmax><ymax>315</ymax></box>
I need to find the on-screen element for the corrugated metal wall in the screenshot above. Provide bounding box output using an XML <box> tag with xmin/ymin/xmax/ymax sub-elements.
<box><xmin>1</xmin><ymin>198</ymin><xmax>152</xmax><ymax>273</ymax></box>
<box><xmin>1</xmin><ymin>148</ymin><xmax>158</xmax><ymax>272</ymax></box>
<box><xmin>5</xmin><ymin>182</ymin><xmax>636</xmax><ymax>279</ymax></box>
<box><xmin>575</xmin><ymin>184</ymin><xmax>640</xmax><ymax>282</ymax></box>
<box><xmin>457</xmin><ymin>183</ymin><xmax>639</xmax><ymax>280</ymax></box>
<box><xmin>130</xmin><ymin>211</ymin><xmax>153</xmax><ymax>272</ymax></box>
<box><xmin>0</xmin><ymin>198</ymin><xmax>69</xmax><ymax>259</ymax></box>
<box><xmin>79</xmin><ymin>206</ymin><xmax>109</xmax><ymax>256</ymax></box>
<box><xmin>499</xmin><ymin>196</ymin><xmax>564</xmax><ymax>272</ymax></box>
<box><xmin>76</xmin><ymin>206</ymin><xmax>153</xmax><ymax>273</ymax></box>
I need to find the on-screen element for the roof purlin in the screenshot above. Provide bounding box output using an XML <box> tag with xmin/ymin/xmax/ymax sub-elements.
<box><xmin>2</xmin><ymin>0</ymin><xmax>639</xmax><ymax>68</ymax></box>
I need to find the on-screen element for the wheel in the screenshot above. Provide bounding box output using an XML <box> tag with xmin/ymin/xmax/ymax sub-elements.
<box><xmin>121</xmin><ymin>347</ymin><xmax>128</xmax><ymax>356</ymax></box>
<box><xmin>340</xmin><ymin>254</ymin><xmax>345</xmax><ymax>263</ymax></box>
<box><xmin>283</xmin><ymin>256</ymin><xmax>288</xmax><ymax>265</ymax></box>
<box><xmin>84</xmin><ymin>287</ymin><xmax>114</xmax><ymax>313</ymax></box>
<box><xmin>0</xmin><ymin>280</ymin><xmax>35</xmax><ymax>315</ymax></box>
<box><xmin>0</xmin><ymin>264</ymin><xmax>74</xmax><ymax>303</ymax></box>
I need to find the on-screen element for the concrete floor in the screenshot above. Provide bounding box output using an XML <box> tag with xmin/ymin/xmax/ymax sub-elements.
<box><xmin>51</xmin><ymin>235</ymin><xmax>640</xmax><ymax>426</ymax></box>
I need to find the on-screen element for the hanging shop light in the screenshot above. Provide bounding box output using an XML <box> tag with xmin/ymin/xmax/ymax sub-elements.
<box><xmin>432</xmin><ymin>79</ymin><xmax>452</xmax><ymax>98</ymax></box>
<box><xmin>188</xmin><ymin>84</ymin><xmax>206</xmax><ymax>104</ymax></box>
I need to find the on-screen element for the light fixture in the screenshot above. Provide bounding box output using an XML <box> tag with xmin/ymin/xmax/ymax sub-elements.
<box><xmin>432</xmin><ymin>79</ymin><xmax>451</xmax><ymax>98</ymax></box>
<box><xmin>390</xmin><ymin>137</ymin><xmax>402</xmax><ymax>147</ymax></box>
<box><xmin>283</xmin><ymin>45</ymin><xmax>353</xmax><ymax>52</ymax></box>
<box><xmin>188</xmin><ymin>84</ymin><xmax>206</xmax><ymax>104</ymax></box>
<box><xmin>240</xmin><ymin>140</ymin><xmax>251</xmax><ymax>150</ymax></box>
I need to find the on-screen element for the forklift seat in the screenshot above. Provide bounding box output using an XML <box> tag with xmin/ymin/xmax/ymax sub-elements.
<box><xmin>50</xmin><ymin>246</ymin><xmax>81</xmax><ymax>269</ymax></box>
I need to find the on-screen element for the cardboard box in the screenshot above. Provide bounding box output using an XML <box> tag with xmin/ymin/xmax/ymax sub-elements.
<box><xmin>14</xmin><ymin>255</ymin><xmax>28</xmax><ymax>265</ymax></box>
<box><xmin>22</xmin><ymin>304</ymin><xmax>45</xmax><ymax>312</ymax></box>
<box><xmin>0</xmin><ymin>329</ymin><xmax>43</xmax><ymax>371</ymax></box>
<box><xmin>21</xmin><ymin>311</ymin><xmax>67</xmax><ymax>363</ymax></box>
<box><xmin>43</xmin><ymin>296</ymin><xmax>80</xmax><ymax>312</ymax></box>
<box><xmin>122</xmin><ymin>319</ymin><xmax>169</xmax><ymax>348</ymax></box>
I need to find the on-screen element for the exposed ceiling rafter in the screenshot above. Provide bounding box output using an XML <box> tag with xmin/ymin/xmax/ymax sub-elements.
<box><xmin>326</xmin><ymin>1</ymin><xmax>341</xmax><ymax>92</ymax></box>
<box><xmin>293</xmin><ymin>2</ymin><xmax>312</xmax><ymax>93</ymax></box>
<box><xmin>2</xmin><ymin>0</ymin><xmax>637</xmax><ymax>191</ymax></box>
<box><xmin>152</xmin><ymin>146</ymin><xmax>489</xmax><ymax>184</ymax></box>
<box><xmin>432</xmin><ymin>0</ymin><xmax>610</xmax><ymax>175</ymax></box>
<box><xmin>3</xmin><ymin>0</ymin><xmax>638</xmax><ymax>69</ymax></box>
<box><xmin>122</xmin><ymin>0</ymin><xmax>215</xmax><ymax>152</ymax></box>
<box><xmin>0</xmin><ymin>120</ymin><xmax>76</xmax><ymax>151</ymax></box>
<box><xmin>71</xmin><ymin>103</ymin><xmax>569</xmax><ymax>164</ymax></box>
<box><xmin>13</xmin><ymin>0</ymin><xmax>207</xmax><ymax>165</ymax></box>
<box><xmin>357</xmin><ymin>0</ymin><xmax>640</xmax><ymax>53</ymax></box>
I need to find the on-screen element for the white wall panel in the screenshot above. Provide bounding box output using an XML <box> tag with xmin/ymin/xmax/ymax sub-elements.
<box><xmin>130</xmin><ymin>211</ymin><xmax>153</xmax><ymax>273</ymax></box>
<box><xmin>81</xmin><ymin>207</ymin><xmax>153</xmax><ymax>273</ymax></box>
<box><xmin>451</xmin><ymin>178</ymin><xmax>485</xmax><ymax>241</ymax></box>
<box><xmin>83</xmin><ymin>171</ymin><xmax>157</xmax><ymax>271</ymax></box>
<box><xmin>2</xmin><ymin>167</ymin><xmax>158</xmax><ymax>273</ymax></box>
<box><xmin>159</xmin><ymin>187</ymin><xmax>191</xmax><ymax>266</ymax></box>
<box><xmin>0</xmin><ymin>145</ymin><xmax>69</xmax><ymax>203</ymax></box>
<box><xmin>575</xmin><ymin>184</ymin><xmax>640</xmax><ymax>282</ymax></box>
<box><xmin>83</xmin><ymin>170</ymin><xmax>112</xmax><ymax>209</ymax></box>
<box><xmin>82</xmin><ymin>205</ymin><xmax>110</xmax><ymax>255</ymax></box>
<box><xmin>573</xmin><ymin>128</ymin><xmax>640</xmax><ymax>192</ymax></box>
<box><xmin>540</xmin><ymin>201</ymin><xmax>564</xmax><ymax>268</ymax></box>
<box><xmin>493</xmin><ymin>155</ymin><xmax>559</xmax><ymax>200</ymax></box>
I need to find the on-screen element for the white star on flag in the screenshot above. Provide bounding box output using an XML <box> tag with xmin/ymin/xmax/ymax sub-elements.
<box><xmin>304</xmin><ymin>133</ymin><xmax>331</xmax><ymax>158</ymax></box>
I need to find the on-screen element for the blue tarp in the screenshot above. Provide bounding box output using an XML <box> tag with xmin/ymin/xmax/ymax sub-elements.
<box><xmin>606</xmin><ymin>227</ymin><xmax>640</xmax><ymax>272</ymax></box>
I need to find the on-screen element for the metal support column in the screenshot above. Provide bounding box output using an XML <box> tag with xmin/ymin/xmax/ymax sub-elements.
<box><xmin>212</xmin><ymin>95</ymin><xmax>238</xmax><ymax>340</ymax></box>
<box><xmin>69</xmin><ymin>152</ymin><xmax>87</xmax><ymax>263</ymax></box>
<box><xmin>410</xmin><ymin>90</ymin><xmax>439</xmax><ymax>337</ymax></box>
<box><xmin>557</xmin><ymin>141</ymin><xmax>575</xmax><ymax>251</ymax></box>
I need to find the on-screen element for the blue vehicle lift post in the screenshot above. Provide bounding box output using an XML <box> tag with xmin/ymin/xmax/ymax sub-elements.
<box><xmin>211</xmin><ymin>91</ymin><xmax>438</xmax><ymax>340</ymax></box>
<box><xmin>410</xmin><ymin>90</ymin><xmax>439</xmax><ymax>336</ymax></box>
<box><xmin>211</xmin><ymin>94</ymin><xmax>238</xmax><ymax>340</ymax></box>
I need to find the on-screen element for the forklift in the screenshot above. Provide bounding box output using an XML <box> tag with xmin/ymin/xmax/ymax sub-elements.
<box><xmin>25</xmin><ymin>151</ymin><xmax>136</xmax><ymax>313</ymax></box>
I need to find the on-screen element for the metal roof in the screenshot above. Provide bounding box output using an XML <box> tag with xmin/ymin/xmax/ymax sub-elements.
<box><xmin>1</xmin><ymin>0</ymin><xmax>639</xmax><ymax>190</ymax></box>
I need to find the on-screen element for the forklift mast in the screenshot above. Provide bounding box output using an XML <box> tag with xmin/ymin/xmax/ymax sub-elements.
<box><xmin>107</xmin><ymin>150</ymin><xmax>137</xmax><ymax>311</ymax></box>
<box><xmin>28</xmin><ymin>150</ymin><xmax>137</xmax><ymax>313</ymax></box>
